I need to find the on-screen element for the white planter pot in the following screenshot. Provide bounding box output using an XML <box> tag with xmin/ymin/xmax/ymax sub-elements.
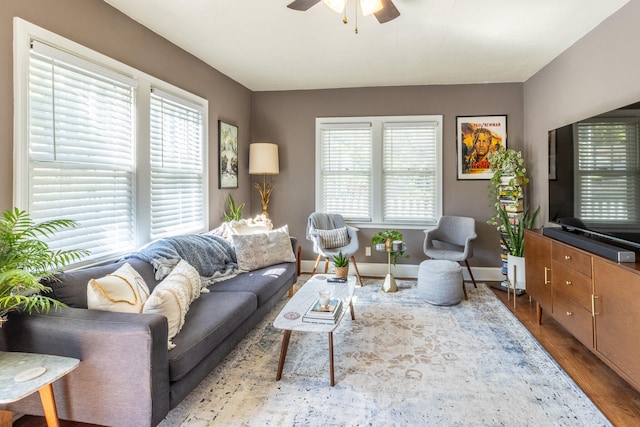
<box><xmin>507</xmin><ymin>254</ymin><xmax>526</xmax><ymax>290</ymax></box>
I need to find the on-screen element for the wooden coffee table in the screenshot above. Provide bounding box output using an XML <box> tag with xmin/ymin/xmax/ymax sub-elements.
<box><xmin>273</xmin><ymin>274</ymin><xmax>356</xmax><ymax>386</ymax></box>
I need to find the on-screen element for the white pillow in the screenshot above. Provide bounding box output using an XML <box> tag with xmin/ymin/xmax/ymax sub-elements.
<box><xmin>143</xmin><ymin>260</ymin><xmax>205</xmax><ymax>350</ymax></box>
<box><xmin>316</xmin><ymin>227</ymin><xmax>349</xmax><ymax>249</ymax></box>
<box><xmin>87</xmin><ymin>263</ymin><xmax>150</xmax><ymax>313</ymax></box>
<box><xmin>231</xmin><ymin>225</ymin><xmax>296</xmax><ymax>272</ymax></box>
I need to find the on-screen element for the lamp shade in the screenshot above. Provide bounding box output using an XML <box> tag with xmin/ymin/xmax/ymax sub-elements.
<box><xmin>360</xmin><ymin>0</ymin><xmax>383</xmax><ymax>16</ymax></box>
<box><xmin>249</xmin><ymin>143</ymin><xmax>279</xmax><ymax>175</ymax></box>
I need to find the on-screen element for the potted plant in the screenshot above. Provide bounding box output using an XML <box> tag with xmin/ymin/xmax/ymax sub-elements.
<box><xmin>371</xmin><ymin>230</ymin><xmax>410</xmax><ymax>265</ymax></box>
<box><xmin>332</xmin><ymin>251</ymin><xmax>349</xmax><ymax>279</ymax></box>
<box><xmin>0</xmin><ymin>208</ymin><xmax>88</xmax><ymax>324</ymax></box>
<box><xmin>498</xmin><ymin>205</ymin><xmax>540</xmax><ymax>290</ymax></box>
<box><xmin>223</xmin><ymin>194</ymin><xmax>245</xmax><ymax>222</ymax></box>
<box><xmin>487</xmin><ymin>148</ymin><xmax>529</xmax><ymax>228</ymax></box>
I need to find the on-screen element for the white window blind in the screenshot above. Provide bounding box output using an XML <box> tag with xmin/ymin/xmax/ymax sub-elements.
<box><xmin>150</xmin><ymin>90</ymin><xmax>205</xmax><ymax>238</ymax></box>
<box><xmin>383</xmin><ymin>122</ymin><xmax>438</xmax><ymax>223</ymax></box>
<box><xmin>318</xmin><ymin>124</ymin><xmax>372</xmax><ymax>221</ymax></box>
<box><xmin>576</xmin><ymin>120</ymin><xmax>640</xmax><ymax>223</ymax></box>
<box><xmin>28</xmin><ymin>41</ymin><xmax>136</xmax><ymax>260</ymax></box>
<box><xmin>316</xmin><ymin>116</ymin><xmax>442</xmax><ymax>226</ymax></box>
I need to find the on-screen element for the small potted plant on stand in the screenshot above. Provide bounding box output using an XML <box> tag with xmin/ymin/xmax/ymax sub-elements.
<box><xmin>371</xmin><ymin>230</ymin><xmax>410</xmax><ymax>265</ymax></box>
<box><xmin>332</xmin><ymin>251</ymin><xmax>349</xmax><ymax>279</ymax></box>
<box><xmin>497</xmin><ymin>205</ymin><xmax>540</xmax><ymax>291</ymax></box>
<box><xmin>0</xmin><ymin>208</ymin><xmax>88</xmax><ymax>326</ymax></box>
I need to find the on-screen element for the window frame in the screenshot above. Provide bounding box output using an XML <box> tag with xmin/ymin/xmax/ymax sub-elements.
<box><xmin>315</xmin><ymin>115</ymin><xmax>443</xmax><ymax>229</ymax></box>
<box><xmin>13</xmin><ymin>18</ymin><xmax>209</xmax><ymax>265</ymax></box>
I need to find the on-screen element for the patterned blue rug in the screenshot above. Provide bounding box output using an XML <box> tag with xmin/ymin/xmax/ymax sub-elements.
<box><xmin>160</xmin><ymin>276</ymin><xmax>611</xmax><ymax>426</ymax></box>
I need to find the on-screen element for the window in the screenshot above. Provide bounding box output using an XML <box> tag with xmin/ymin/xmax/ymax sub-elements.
<box><xmin>15</xmin><ymin>19</ymin><xmax>208</xmax><ymax>264</ymax></box>
<box><xmin>316</xmin><ymin>116</ymin><xmax>442</xmax><ymax>227</ymax></box>
<box><xmin>150</xmin><ymin>90</ymin><xmax>206</xmax><ymax>239</ymax></box>
<box><xmin>576</xmin><ymin>119</ymin><xmax>640</xmax><ymax>223</ymax></box>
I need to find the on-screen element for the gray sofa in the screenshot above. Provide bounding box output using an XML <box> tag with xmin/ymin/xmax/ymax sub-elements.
<box><xmin>0</xmin><ymin>238</ymin><xmax>299</xmax><ymax>427</ymax></box>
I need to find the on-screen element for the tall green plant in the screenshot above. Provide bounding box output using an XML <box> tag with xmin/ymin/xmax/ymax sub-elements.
<box><xmin>487</xmin><ymin>149</ymin><xmax>529</xmax><ymax>227</ymax></box>
<box><xmin>223</xmin><ymin>194</ymin><xmax>245</xmax><ymax>222</ymax></box>
<box><xmin>0</xmin><ymin>208</ymin><xmax>88</xmax><ymax>317</ymax></box>
<box><xmin>498</xmin><ymin>206</ymin><xmax>540</xmax><ymax>257</ymax></box>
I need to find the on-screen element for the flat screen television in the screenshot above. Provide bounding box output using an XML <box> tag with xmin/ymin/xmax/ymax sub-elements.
<box><xmin>548</xmin><ymin>101</ymin><xmax>640</xmax><ymax>250</ymax></box>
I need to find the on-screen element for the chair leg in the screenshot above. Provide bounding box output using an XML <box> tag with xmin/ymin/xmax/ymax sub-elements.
<box><xmin>464</xmin><ymin>260</ymin><xmax>477</xmax><ymax>288</ymax></box>
<box><xmin>324</xmin><ymin>258</ymin><xmax>329</xmax><ymax>274</ymax></box>
<box><xmin>350</xmin><ymin>256</ymin><xmax>364</xmax><ymax>287</ymax></box>
<box><xmin>462</xmin><ymin>277</ymin><xmax>468</xmax><ymax>300</ymax></box>
<box><xmin>311</xmin><ymin>255</ymin><xmax>322</xmax><ymax>276</ymax></box>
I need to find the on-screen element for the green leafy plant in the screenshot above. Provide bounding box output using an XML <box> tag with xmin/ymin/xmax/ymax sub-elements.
<box><xmin>498</xmin><ymin>206</ymin><xmax>540</xmax><ymax>257</ymax></box>
<box><xmin>0</xmin><ymin>208</ymin><xmax>89</xmax><ymax>319</ymax></box>
<box><xmin>487</xmin><ymin>148</ymin><xmax>530</xmax><ymax>227</ymax></box>
<box><xmin>332</xmin><ymin>251</ymin><xmax>350</xmax><ymax>268</ymax></box>
<box><xmin>371</xmin><ymin>230</ymin><xmax>410</xmax><ymax>265</ymax></box>
<box><xmin>223</xmin><ymin>194</ymin><xmax>245</xmax><ymax>222</ymax></box>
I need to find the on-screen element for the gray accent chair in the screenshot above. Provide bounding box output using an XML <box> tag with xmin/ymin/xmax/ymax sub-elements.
<box><xmin>423</xmin><ymin>215</ymin><xmax>478</xmax><ymax>288</ymax></box>
<box><xmin>306</xmin><ymin>212</ymin><xmax>363</xmax><ymax>286</ymax></box>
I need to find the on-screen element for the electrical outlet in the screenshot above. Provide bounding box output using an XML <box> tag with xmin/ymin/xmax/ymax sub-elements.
<box><xmin>365</xmin><ymin>246</ymin><xmax>371</xmax><ymax>256</ymax></box>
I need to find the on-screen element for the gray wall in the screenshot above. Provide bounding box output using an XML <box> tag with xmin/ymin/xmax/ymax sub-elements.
<box><xmin>524</xmin><ymin>0</ymin><xmax>640</xmax><ymax>224</ymax></box>
<box><xmin>0</xmin><ymin>0</ymin><xmax>253</xmax><ymax>228</ymax></box>
<box><xmin>252</xmin><ymin>84</ymin><xmax>524</xmax><ymax>267</ymax></box>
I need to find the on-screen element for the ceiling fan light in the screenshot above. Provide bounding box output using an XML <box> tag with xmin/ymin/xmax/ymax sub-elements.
<box><xmin>360</xmin><ymin>0</ymin><xmax>383</xmax><ymax>16</ymax></box>
<box><xmin>323</xmin><ymin>0</ymin><xmax>345</xmax><ymax>13</ymax></box>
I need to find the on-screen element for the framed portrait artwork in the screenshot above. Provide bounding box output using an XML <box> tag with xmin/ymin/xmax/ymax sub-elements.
<box><xmin>218</xmin><ymin>120</ymin><xmax>238</xmax><ymax>189</ymax></box>
<box><xmin>456</xmin><ymin>115</ymin><xmax>507</xmax><ymax>180</ymax></box>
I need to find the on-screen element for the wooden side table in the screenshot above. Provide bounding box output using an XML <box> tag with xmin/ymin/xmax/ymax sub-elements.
<box><xmin>0</xmin><ymin>351</ymin><xmax>80</xmax><ymax>427</ymax></box>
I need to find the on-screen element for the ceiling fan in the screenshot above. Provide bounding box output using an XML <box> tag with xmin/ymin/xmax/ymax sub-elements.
<box><xmin>287</xmin><ymin>0</ymin><xmax>400</xmax><ymax>25</ymax></box>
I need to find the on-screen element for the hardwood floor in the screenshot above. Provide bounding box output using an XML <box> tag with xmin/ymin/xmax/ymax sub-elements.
<box><xmin>491</xmin><ymin>286</ymin><xmax>640</xmax><ymax>427</ymax></box>
<box><xmin>12</xmin><ymin>286</ymin><xmax>640</xmax><ymax>427</ymax></box>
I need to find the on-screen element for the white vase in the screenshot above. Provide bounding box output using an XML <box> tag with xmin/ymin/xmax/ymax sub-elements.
<box><xmin>507</xmin><ymin>254</ymin><xmax>526</xmax><ymax>290</ymax></box>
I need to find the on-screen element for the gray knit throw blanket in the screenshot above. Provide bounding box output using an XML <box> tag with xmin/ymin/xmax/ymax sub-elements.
<box><xmin>126</xmin><ymin>234</ymin><xmax>238</xmax><ymax>286</ymax></box>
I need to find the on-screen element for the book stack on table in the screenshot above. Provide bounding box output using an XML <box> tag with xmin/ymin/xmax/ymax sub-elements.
<box><xmin>302</xmin><ymin>298</ymin><xmax>344</xmax><ymax>324</ymax></box>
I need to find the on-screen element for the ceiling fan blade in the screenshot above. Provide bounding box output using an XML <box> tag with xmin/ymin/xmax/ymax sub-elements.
<box><xmin>374</xmin><ymin>0</ymin><xmax>400</xmax><ymax>23</ymax></box>
<box><xmin>287</xmin><ymin>0</ymin><xmax>322</xmax><ymax>11</ymax></box>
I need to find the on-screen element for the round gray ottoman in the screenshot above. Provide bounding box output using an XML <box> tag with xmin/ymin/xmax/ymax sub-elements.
<box><xmin>418</xmin><ymin>260</ymin><xmax>464</xmax><ymax>306</ymax></box>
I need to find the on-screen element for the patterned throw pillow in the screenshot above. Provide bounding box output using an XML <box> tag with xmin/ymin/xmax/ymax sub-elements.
<box><xmin>316</xmin><ymin>227</ymin><xmax>349</xmax><ymax>249</ymax></box>
<box><xmin>143</xmin><ymin>260</ymin><xmax>205</xmax><ymax>349</ymax></box>
<box><xmin>231</xmin><ymin>225</ymin><xmax>296</xmax><ymax>272</ymax></box>
<box><xmin>87</xmin><ymin>262</ymin><xmax>150</xmax><ymax>313</ymax></box>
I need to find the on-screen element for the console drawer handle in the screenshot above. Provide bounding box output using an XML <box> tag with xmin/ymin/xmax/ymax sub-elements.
<box><xmin>565</xmin><ymin>280</ymin><xmax>572</xmax><ymax>286</ymax></box>
<box><xmin>564</xmin><ymin>255</ymin><xmax>571</xmax><ymax>260</ymax></box>
<box><xmin>566</xmin><ymin>311</ymin><xmax>573</xmax><ymax>316</ymax></box>
<box><xmin>544</xmin><ymin>267</ymin><xmax>550</xmax><ymax>285</ymax></box>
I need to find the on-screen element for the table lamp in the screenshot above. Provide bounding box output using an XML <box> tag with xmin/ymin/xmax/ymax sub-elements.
<box><xmin>249</xmin><ymin>143</ymin><xmax>279</xmax><ymax>217</ymax></box>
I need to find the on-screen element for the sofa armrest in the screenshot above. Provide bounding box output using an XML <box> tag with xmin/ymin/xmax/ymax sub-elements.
<box><xmin>0</xmin><ymin>306</ymin><xmax>170</xmax><ymax>427</ymax></box>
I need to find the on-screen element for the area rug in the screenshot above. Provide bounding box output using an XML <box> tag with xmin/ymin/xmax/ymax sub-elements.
<box><xmin>159</xmin><ymin>276</ymin><xmax>612</xmax><ymax>426</ymax></box>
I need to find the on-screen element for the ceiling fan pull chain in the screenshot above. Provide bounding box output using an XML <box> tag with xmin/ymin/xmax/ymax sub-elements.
<box><xmin>355</xmin><ymin>0</ymin><xmax>359</xmax><ymax>34</ymax></box>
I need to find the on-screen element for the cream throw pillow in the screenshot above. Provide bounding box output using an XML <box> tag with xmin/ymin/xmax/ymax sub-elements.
<box><xmin>143</xmin><ymin>260</ymin><xmax>206</xmax><ymax>349</ymax></box>
<box><xmin>87</xmin><ymin>263</ymin><xmax>150</xmax><ymax>313</ymax></box>
<box><xmin>316</xmin><ymin>227</ymin><xmax>349</xmax><ymax>249</ymax></box>
<box><xmin>231</xmin><ymin>225</ymin><xmax>296</xmax><ymax>272</ymax></box>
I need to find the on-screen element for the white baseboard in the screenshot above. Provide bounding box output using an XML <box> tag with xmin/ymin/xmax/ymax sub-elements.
<box><xmin>299</xmin><ymin>260</ymin><xmax>503</xmax><ymax>282</ymax></box>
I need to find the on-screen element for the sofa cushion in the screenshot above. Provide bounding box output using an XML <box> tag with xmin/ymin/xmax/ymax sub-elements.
<box><xmin>168</xmin><ymin>291</ymin><xmax>257</xmax><ymax>382</ymax></box>
<box><xmin>87</xmin><ymin>263</ymin><xmax>151</xmax><ymax>313</ymax></box>
<box><xmin>231</xmin><ymin>226</ymin><xmax>296</xmax><ymax>271</ymax></box>
<box><xmin>46</xmin><ymin>258</ymin><xmax>158</xmax><ymax>309</ymax></box>
<box><xmin>143</xmin><ymin>260</ymin><xmax>205</xmax><ymax>349</ymax></box>
<box><xmin>210</xmin><ymin>262</ymin><xmax>297</xmax><ymax>307</ymax></box>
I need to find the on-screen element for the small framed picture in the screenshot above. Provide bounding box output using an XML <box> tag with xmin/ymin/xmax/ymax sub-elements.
<box><xmin>456</xmin><ymin>115</ymin><xmax>507</xmax><ymax>180</ymax></box>
<box><xmin>218</xmin><ymin>121</ymin><xmax>238</xmax><ymax>189</ymax></box>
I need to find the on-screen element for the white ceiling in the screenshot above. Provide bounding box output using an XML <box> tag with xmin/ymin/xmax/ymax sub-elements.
<box><xmin>103</xmin><ymin>0</ymin><xmax>630</xmax><ymax>92</ymax></box>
